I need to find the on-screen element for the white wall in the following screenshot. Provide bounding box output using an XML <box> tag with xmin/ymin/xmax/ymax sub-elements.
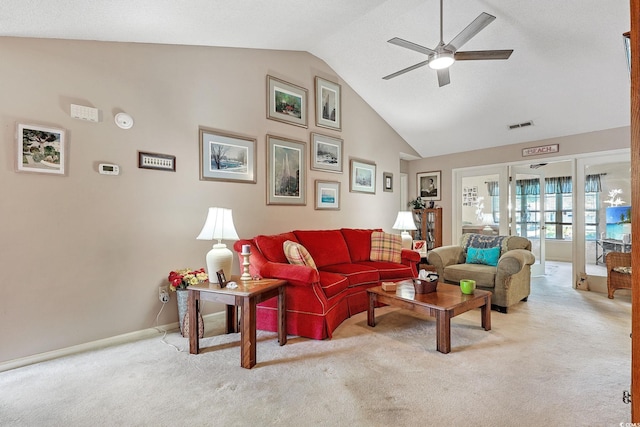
<box><xmin>0</xmin><ymin>37</ymin><xmax>419</xmax><ymax>363</ymax></box>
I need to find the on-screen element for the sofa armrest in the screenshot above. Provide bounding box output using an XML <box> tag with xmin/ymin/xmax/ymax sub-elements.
<box><xmin>497</xmin><ymin>249</ymin><xmax>536</xmax><ymax>276</ymax></box>
<box><xmin>427</xmin><ymin>245</ymin><xmax>465</xmax><ymax>276</ymax></box>
<box><xmin>400</xmin><ymin>248</ymin><xmax>420</xmax><ymax>277</ymax></box>
<box><xmin>261</xmin><ymin>261</ymin><xmax>320</xmax><ymax>287</ymax></box>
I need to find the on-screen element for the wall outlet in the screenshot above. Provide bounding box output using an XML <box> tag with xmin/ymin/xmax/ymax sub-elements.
<box><xmin>159</xmin><ymin>285</ymin><xmax>170</xmax><ymax>303</ymax></box>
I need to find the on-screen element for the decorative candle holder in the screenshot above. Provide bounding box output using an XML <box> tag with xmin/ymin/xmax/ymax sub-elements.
<box><xmin>240</xmin><ymin>246</ymin><xmax>252</xmax><ymax>281</ymax></box>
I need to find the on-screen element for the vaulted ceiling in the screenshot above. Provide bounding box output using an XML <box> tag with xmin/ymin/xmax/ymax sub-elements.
<box><xmin>1</xmin><ymin>0</ymin><xmax>631</xmax><ymax>158</ymax></box>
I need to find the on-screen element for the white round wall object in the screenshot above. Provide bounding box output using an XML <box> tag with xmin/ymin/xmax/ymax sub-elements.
<box><xmin>114</xmin><ymin>112</ymin><xmax>134</xmax><ymax>129</ymax></box>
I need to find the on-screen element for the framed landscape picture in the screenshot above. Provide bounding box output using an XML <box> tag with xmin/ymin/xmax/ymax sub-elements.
<box><xmin>199</xmin><ymin>127</ymin><xmax>256</xmax><ymax>183</ymax></box>
<box><xmin>315</xmin><ymin>76</ymin><xmax>341</xmax><ymax>130</ymax></box>
<box><xmin>417</xmin><ymin>170</ymin><xmax>441</xmax><ymax>201</ymax></box>
<box><xmin>310</xmin><ymin>133</ymin><xmax>343</xmax><ymax>173</ymax></box>
<box><xmin>315</xmin><ymin>180</ymin><xmax>340</xmax><ymax>210</ymax></box>
<box><xmin>17</xmin><ymin>123</ymin><xmax>66</xmax><ymax>175</ymax></box>
<box><xmin>349</xmin><ymin>158</ymin><xmax>376</xmax><ymax>194</ymax></box>
<box><xmin>267</xmin><ymin>134</ymin><xmax>306</xmax><ymax>205</ymax></box>
<box><xmin>267</xmin><ymin>75</ymin><xmax>308</xmax><ymax>128</ymax></box>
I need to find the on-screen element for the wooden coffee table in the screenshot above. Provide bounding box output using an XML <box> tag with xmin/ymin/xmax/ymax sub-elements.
<box><xmin>187</xmin><ymin>276</ymin><xmax>286</xmax><ymax>368</ymax></box>
<box><xmin>367</xmin><ymin>281</ymin><xmax>491</xmax><ymax>354</ymax></box>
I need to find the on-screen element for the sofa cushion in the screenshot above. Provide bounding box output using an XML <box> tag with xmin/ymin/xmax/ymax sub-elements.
<box><xmin>318</xmin><ymin>271</ymin><xmax>350</xmax><ymax>298</ymax></box>
<box><xmin>254</xmin><ymin>232</ymin><xmax>299</xmax><ymax>263</ymax></box>
<box><xmin>466</xmin><ymin>246</ymin><xmax>500</xmax><ymax>267</ymax></box>
<box><xmin>283</xmin><ymin>240</ymin><xmax>318</xmax><ymax>271</ymax></box>
<box><xmin>444</xmin><ymin>263</ymin><xmax>496</xmax><ymax>288</ymax></box>
<box><xmin>294</xmin><ymin>230</ymin><xmax>351</xmax><ymax>268</ymax></box>
<box><xmin>340</xmin><ymin>228</ymin><xmax>380</xmax><ymax>262</ymax></box>
<box><xmin>320</xmin><ymin>263</ymin><xmax>379</xmax><ymax>287</ymax></box>
<box><xmin>370</xmin><ymin>231</ymin><xmax>402</xmax><ymax>263</ymax></box>
<box><xmin>356</xmin><ymin>261</ymin><xmax>413</xmax><ymax>280</ymax></box>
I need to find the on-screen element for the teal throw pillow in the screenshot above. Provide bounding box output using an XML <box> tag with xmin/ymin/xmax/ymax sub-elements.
<box><xmin>466</xmin><ymin>246</ymin><xmax>500</xmax><ymax>267</ymax></box>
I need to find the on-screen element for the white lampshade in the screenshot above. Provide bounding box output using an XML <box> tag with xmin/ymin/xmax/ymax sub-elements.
<box><xmin>392</xmin><ymin>211</ymin><xmax>418</xmax><ymax>250</ymax></box>
<box><xmin>196</xmin><ymin>207</ymin><xmax>239</xmax><ymax>283</ymax></box>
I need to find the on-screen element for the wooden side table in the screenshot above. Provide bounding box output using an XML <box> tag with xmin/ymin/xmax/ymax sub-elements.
<box><xmin>187</xmin><ymin>276</ymin><xmax>286</xmax><ymax>369</ymax></box>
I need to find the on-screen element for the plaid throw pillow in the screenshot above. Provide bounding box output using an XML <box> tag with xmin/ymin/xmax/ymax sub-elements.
<box><xmin>283</xmin><ymin>240</ymin><xmax>317</xmax><ymax>271</ymax></box>
<box><xmin>370</xmin><ymin>231</ymin><xmax>402</xmax><ymax>263</ymax></box>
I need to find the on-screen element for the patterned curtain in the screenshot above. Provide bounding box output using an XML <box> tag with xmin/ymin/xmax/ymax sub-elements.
<box><xmin>585</xmin><ymin>174</ymin><xmax>602</xmax><ymax>192</ymax></box>
<box><xmin>515</xmin><ymin>178</ymin><xmax>540</xmax><ymax>195</ymax></box>
<box><xmin>486</xmin><ymin>181</ymin><xmax>499</xmax><ymax>196</ymax></box>
<box><xmin>545</xmin><ymin>176</ymin><xmax>572</xmax><ymax>194</ymax></box>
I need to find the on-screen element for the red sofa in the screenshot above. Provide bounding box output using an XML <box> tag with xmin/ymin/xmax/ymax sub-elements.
<box><xmin>233</xmin><ymin>229</ymin><xmax>419</xmax><ymax>340</ymax></box>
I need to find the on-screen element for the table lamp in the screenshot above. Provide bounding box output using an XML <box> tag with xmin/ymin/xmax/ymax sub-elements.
<box><xmin>481</xmin><ymin>213</ymin><xmax>495</xmax><ymax>234</ymax></box>
<box><xmin>392</xmin><ymin>211</ymin><xmax>417</xmax><ymax>249</ymax></box>
<box><xmin>196</xmin><ymin>207</ymin><xmax>239</xmax><ymax>283</ymax></box>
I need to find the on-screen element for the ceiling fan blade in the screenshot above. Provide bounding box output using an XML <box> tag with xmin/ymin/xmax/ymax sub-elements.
<box><xmin>455</xmin><ymin>50</ymin><xmax>513</xmax><ymax>60</ymax></box>
<box><xmin>383</xmin><ymin>60</ymin><xmax>430</xmax><ymax>80</ymax></box>
<box><xmin>437</xmin><ymin>68</ymin><xmax>450</xmax><ymax>87</ymax></box>
<box><xmin>444</xmin><ymin>12</ymin><xmax>495</xmax><ymax>52</ymax></box>
<box><xmin>388</xmin><ymin>37</ymin><xmax>436</xmax><ymax>56</ymax></box>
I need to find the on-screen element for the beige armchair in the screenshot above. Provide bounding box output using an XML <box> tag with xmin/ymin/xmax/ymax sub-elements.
<box><xmin>427</xmin><ymin>233</ymin><xmax>535</xmax><ymax>313</ymax></box>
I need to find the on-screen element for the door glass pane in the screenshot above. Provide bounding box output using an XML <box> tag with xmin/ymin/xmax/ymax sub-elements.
<box><xmin>585</xmin><ymin>160</ymin><xmax>631</xmax><ymax>277</ymax></box>
<box><xmin>460</xmin><ymin>174</ymin><xmax>500</xmax><ymax>236</ymax></box>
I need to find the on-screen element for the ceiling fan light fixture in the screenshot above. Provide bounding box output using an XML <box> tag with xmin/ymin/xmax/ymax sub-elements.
<box><xmin>428</xmin><ymin>51</ymin><xmax>454</xmax><ymax>70</ymax></box>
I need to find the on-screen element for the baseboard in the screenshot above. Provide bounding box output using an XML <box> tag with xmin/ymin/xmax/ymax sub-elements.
<box><xmin>0</xmin><ymin>312</ymin><xmax>225</xmax><ymax>373</ymax></box>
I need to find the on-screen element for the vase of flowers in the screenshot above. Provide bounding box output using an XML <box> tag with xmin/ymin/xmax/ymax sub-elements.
<box><xmin>168</xmin><ymin>268</ymin><xmax>208</xmax><ymax>337</ymax></box>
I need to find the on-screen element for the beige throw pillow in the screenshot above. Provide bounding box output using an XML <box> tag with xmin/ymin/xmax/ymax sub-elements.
<box><xmin>283</xmin><ymin>240</ymin><xmax>318</xmax><ymax>271</ymax></box>
<box><xmin>370</xmin><ymin>231</ymin><xmax>402</xmax><ymax>263</ymax></box>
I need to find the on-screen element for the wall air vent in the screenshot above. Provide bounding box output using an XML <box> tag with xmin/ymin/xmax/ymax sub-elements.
<box><xmin>508</xmin><ymin>120</ymin><xmax>534</xmax><ymax>130</ymax></box>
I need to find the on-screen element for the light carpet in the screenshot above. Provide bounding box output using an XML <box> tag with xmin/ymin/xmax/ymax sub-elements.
<box><xmin>0</xmin><ymin>263</ymin><xmax>632</xmax><ymax>426</ymax></box>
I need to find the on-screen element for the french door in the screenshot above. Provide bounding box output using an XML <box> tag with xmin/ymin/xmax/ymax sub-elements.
<box><xmin>509</xmin><ymin>165</ymin><xmax>546</xmax><ymax>276</ymax></box>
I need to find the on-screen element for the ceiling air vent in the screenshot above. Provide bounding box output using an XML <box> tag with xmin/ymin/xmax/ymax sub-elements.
<box><xmin>508</xmin><ymin>120</ymin><xmax>534</xmax><ymax>130</ymax></box>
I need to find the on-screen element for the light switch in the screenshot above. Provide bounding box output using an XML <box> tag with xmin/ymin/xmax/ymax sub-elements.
<box><xmin>70</xmin><ymin>104</ymin><xmax>99</xmax><ymax>122</ymax></box>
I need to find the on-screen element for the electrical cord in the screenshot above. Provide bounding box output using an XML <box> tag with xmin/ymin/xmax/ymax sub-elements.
<box><xmin>154</xmin><ymin>301</ymin><xmax>183</xmax><ymax>352</ymax></box>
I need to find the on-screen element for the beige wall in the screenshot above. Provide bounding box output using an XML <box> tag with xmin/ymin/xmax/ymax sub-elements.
<box><xmin>408</xmin><ymin>127</ymin><xmax>631</xmax><ymax>245</ymax></box>
<box><xmin>0</xmin><ymin>37</ymin><xmax>419</xmax><ymax>363</ymax></box>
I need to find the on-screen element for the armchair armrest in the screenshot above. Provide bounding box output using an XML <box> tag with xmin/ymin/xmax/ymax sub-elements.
<box><xmin>497</xmin><ymin>249</ymin><xmax>535</xmax><ymax>276</ymax></box>
<box><xmin>427</xmin><ymin>245</ymin><xmax>465</xmax><ymax>276</ymax></box>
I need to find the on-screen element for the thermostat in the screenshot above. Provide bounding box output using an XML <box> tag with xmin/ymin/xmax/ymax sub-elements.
<box><xmin>99</xmin><ymin>163</ymin><xmax>120</xmax><ymax>175</ymax></box>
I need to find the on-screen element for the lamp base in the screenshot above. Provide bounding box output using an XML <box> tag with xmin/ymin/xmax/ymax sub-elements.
<box><xmin>400</xmin><ymin>231</ymin><xmax>413</xmax><ymax>250</ymax></box>
<box><xmin>205</xmin><ymin>243</ymin><xmax>233</xmax><ymax>283</ymax></box>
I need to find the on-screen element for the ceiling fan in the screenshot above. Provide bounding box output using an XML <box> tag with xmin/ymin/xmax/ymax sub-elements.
<box><xmin>383</xmin><ymin>0</ymin><xmax>513</xmax><ymax>87</ymax></box>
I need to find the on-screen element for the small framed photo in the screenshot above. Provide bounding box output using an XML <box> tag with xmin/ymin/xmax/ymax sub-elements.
<box><xmin>199</xmin><ymin>127</ymin><xmax>257</xmax><ymax>183</ymax></box>
<box><xmin>267</xmin><ymin>134</ymin><xmax>306</xmax><ymax>205</ymax></box>
<box><xmin>315</xmin><ymin>76</ymin><xmax>341</xmax><ymax>131</ymax></box>
<box><xmin>138</xmin><ymin>151</ymin><xmax>176</xmax><ymax>171</ymax></box>
<box><xmin>17</xmin><ymin>123</ymin><xmax>66</xmax><ymax>175</ymax></box>
<box><xmin>417</xmin><ymin>170</ymin><xmax>441</xmax><ymax>201</ymax></box>
<box><xmin>349</xmin><ymin>158</ymin><xmax>376</xmax><ymax>194</ymax></box>
<box><xmin>383</xmin><ymin>172</ymin><xmax>393</xmax><ymax>192</ymax></box>
<box><xmin>315</xmin><ymin>180</ymin><xmax>340</xmax><ymax>210</ymax></box>
<box><xmin>310</xmin><ymin>133</ymin><xmax>343</xmax><ymax>173</ymax></box>
<box><xmin>267</xmin><ymin>75</ymin><xmax>308</xmax><ymax>128</ymax></box>
<box><xmin>216</xmin><ymin>269</ymin><xmax>228</xmax><ymax>288</ymax></box>
<box><xmin>413</xmin><ymin>240</ymin><xmax>427</xmax><ymax>256</ymax></box>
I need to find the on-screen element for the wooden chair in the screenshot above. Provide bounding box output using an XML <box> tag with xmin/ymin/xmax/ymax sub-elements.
<box><xmin>605</xmin><ymin>251</ymin><xmax>632</xmax><ymax>299</ymax></box>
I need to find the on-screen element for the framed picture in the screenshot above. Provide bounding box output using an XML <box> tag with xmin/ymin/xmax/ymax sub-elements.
<box><xmin>17</xmin><ymin>123</ymin><xmax>66</xmax><ymax>175</ymax></box>
<box><xmin>315</xmin><ymin>180</ymin><xmax>340</xmax><ymax>210</ymax></box>
<box><xmin>383</xmin><ymin>172</ymin><xmax>393</xmax><ymax>192</ymax></box>
<box><xmin>315</xmin><ymin>76</ymin><xmax>341</xmax><ymax>130</ymax></box>
<box><xmin>349</xmin><ymin>158</ymin><xmax>376</xmax><ymax>194</ymax></box>
<box><xmin>266</xmin><ymin>135</ymin><xmax>306</xmax><ymax>205</ymax></box>
<box><xmin>310</xmin><ymin>133</ymin><xmax>343</xmax><ymax>173</ymax></box>
<box><xmin>267</xmin><ymin>75</ymin><xmax>308</xmax><ymax>128</ymax></box>
<box><xmin>138</xmin><ymin>151</ymin><xmax>176</xmax><ymax>172</ymax></box>
<box><xmin>417</xmin><ymin>170</ymin><xmax>441</xmax><ymax>201</ymax></box>
<box><xmin>199</xmin><ymin>127</ymin><xmax>256</xmax><ymax>183</ymax></box>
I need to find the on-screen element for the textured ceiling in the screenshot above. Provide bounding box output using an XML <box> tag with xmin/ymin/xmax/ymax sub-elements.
<box><xmin>0</xmin><ymin>0</ymin><xmax>631</xmax><ymax>158</ymax></box>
